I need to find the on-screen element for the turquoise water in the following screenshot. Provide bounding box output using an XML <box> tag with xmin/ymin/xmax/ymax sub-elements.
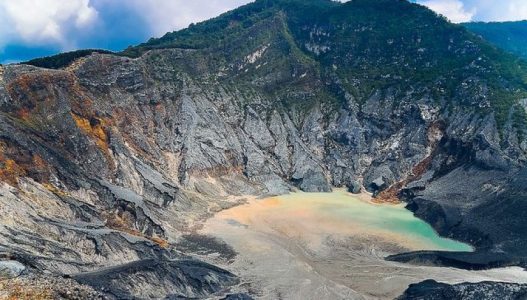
<box><xmin>272</xmin><ymin>190</ymin><xmax>474</xmax><ymax>252</ymax></box>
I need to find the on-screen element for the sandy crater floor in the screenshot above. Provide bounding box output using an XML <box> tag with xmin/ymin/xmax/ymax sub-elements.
<box><xmin>201</xmin><ymin>190</ymin><xmax>527</xmax><ymax>299</ymax></box>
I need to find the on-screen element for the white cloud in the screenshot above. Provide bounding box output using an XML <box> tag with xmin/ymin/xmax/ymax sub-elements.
<box><xmin>0</xmin><ymin>0</ymin><xmax>97</xmax><ymax>49</ymax></box>
<box><xmin>419</xmin><ymin>0</ymin><xmax>475</xmax><ymax>23</ymax></box>
<box><xmin>494</xmin><ymin>0</ymin><xmax>527</xmax><ymax>21</ymax></box>
<box><xmin>418</xmin><ymin>0</ymin><xmax>527</xmax><ymax>23</ymax></box>
<box><xmin>1</xmin><ymin>0</ymin><xmax>527</xmax><ymax>61</ymax></box>
<box><xmin>127</xmin><ymin>0</ymin><xmax>251</xmax><ymax>36</ymax></box>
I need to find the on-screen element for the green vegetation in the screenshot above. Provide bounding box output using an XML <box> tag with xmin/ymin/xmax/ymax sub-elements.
<box><xmin>120</xmin><ymin>0</ymin><xmax>337</xmax><ymax>57</ymax></box>
<box><xmin>120</xmin><ymin>0</ymin><xmax>527</xmax><ymax>130</ymax></box>
<box><xmin>24</xmin><ymin>49</ymin><xmax>113</xmax><ymax>69</ymax></box>
<box><xmin>19</xmin><ymin>0</ymin><xmax>527</xmax><ymax>131</ymax></box>
<box><xmin>464</xmin><ymin>21</ymin><xmax>527</xmax><ymax>60</ymax></box>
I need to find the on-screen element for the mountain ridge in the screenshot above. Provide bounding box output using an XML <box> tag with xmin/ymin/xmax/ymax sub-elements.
<box><xmin>463</xmin><ymin>20</ymin><xmax>527</xmax><ymax>60</ymax></box>
<box><xmin>1</xmin><ymin>0</ymin><xmax>527</xmax><ymax>298</ymax></box>
<box><xmin>21</xmin><ymin>0</ymin><xmax>527</xmax><ymax>130</ymax></box>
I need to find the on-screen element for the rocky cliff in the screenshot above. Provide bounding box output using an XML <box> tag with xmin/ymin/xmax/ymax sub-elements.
<box><xmin>1</xmin><ymin>0</ymin><xmax>527</xmax><ymax>298</ymax></box>
<box><xmin>398</xmin><ymin>280</ymin><xmax>527</xmax><ymax>300</ymax></box>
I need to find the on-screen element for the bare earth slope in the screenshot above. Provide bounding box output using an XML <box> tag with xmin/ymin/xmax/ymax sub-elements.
<box><xmin>1</xmin><ymin>0</ymin><xmax>527</xmax><ymax>298</ymax></box>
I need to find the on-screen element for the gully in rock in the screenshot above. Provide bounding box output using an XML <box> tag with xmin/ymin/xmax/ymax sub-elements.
<box><xmin>0</xmin><ymin>0</ymin><xmax>527</xmax><ymax>299</ymax></box>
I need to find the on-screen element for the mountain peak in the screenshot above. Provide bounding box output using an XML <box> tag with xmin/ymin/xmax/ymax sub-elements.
<box><xmin>122</xmin><ymin>0</ymin><xmax>441</xmax><ymax>55</ymax></box>
<box><xmin>4</xmin><ymin>0</ymin><xmax>527</xmax><ymax>298</ymax></box>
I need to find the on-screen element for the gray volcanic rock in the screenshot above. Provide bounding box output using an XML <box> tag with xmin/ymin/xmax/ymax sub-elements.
<box><xmin>1</xmin><ymin>0</ymin><xmax>527</xmax><ymax>298</ymax></box>
<box><xmin>398</xmin><ymin>280</ymin><xmax>527</xmax><ymax>300</ymax></box>
<box><xmin>347</xmin><ymin>180</ymin><xmax>361</xmax><ymax>194</ymax></box>
<box><xmin>390</xmin><ymin>153</ymin><xmax>527</xmax><ymax>269</ymax></box>
<box><xmin>222</xmin><ymin>294</ymin><xmax>255</xmax><ymax>300</ymax></box>
<box><xmin>74</xmin><ymin>259</ymin><xmax>239</xmax><ymax>299</ymax></box>
<box><xmin>0</xmin><ymin>261</ymin><xmax>25</xmax><ymax>278</ymax></box>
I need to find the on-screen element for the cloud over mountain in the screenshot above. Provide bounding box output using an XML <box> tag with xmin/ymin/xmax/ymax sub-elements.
<box><xmin>2</xmin><ymin>0</ymin><xmax>527</xmax><ymax>63</ymax></box>
<box><xmin>418</xmin><ymin>0</ymin><xmax>474</xmax><ymax>23</ymax></box>
<box><xmin>416</xmin><ymin>0</ymin><xmax>527</xmax><ymax>23</ymax></box>
<box><xmin>0</xmin><ymin>0</ymin><xmax>97</xmax><ymax>49</ymax></box>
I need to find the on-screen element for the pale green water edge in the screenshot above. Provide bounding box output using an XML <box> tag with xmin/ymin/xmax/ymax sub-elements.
<box><xmin>276</xmin><ymin>189</ymin><xmax>474</xmax><ymax>252</ymax></box>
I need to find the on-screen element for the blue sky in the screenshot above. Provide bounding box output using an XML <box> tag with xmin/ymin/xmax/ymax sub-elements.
<box><xmin>1</xmin><ymin>0</ymin><xmax>527</xmax><ymax>64</ymax></box>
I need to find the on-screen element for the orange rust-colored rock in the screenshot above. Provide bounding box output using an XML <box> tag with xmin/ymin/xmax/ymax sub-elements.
<box><xmin>71</xmin><ymin>112</ymin><xmax>113</xmax><ymax>163</ymax></box>
<box><xmin>6</xmin><ymin>72</ymin><xmax>72</xmax><ymax>108</ymax></box>
<box><xmin>188</xmin><ymin>165</ymin><xmax>245</xmax><ymax>178</ymax></box>
<box><xmin>411</xmin><ymin>154</ymin><xmax>434</xmax><ymax>178</ymax></box>
<box><xmin>6</xmin><ymin>71</ymin><xmax>94</xmax><ymax>126</ymax></box>
<box><xmin>3</xmin><ymin>281</ymin><xmax>53</xmax><ymax>300</ymax></box>
<box><xmin>16</xmin><ymin>107</ymin><xmax>32</xmax><ymax>122</ymax></box>
<box><xmin>374</xmin><ymin>121</ymin><xmax>445</xmax><ymax>204</ymax></box>
<box><xmin>104</xmin><ymin>213</ymin><xmax>169</xmax><ymax>249</ymax></box>
<box><xmin>0</xmin><ymin>140</ymin><xmax>52</xmax><ymax>186</ymax></box>
<box><xmin>42</xmin><ymin>183</ymin><xmax>68</xmax><ymax>197</ymax></box>
<box><xmin>0</xmin><ymin>159</ymin><xmax>27</xmax><ymax>186</ymax></box>
<box><xmin>150</xmin><ymin>237</ymin><xmax>170</xmax><ymax>248</ymax></box>
<box><xmin>0</xmin><ymin>141</ymin><xmax>25</xmax><ymax>186</ymax></box>
<box><xmin>374</xmin><ymin>185</ymin><xmax>403</xmax><ymax>204</ymax></box>
<box><xmin>32</xmin><ymin>155</ymin><xmax>47</xmax><ymax>171</ymax></box>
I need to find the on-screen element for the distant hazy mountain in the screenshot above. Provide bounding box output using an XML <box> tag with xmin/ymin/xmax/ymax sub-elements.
<box><xmin>464</xmin><ymin>21</ymin><xmax>527</xmax><ymax>59</ymax></box>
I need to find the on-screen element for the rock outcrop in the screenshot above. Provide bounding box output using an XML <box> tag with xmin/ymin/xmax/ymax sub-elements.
<box><xmin>1</xmin><ymin>0</ymin><xmax>527</xmax><ymax>297</ymax></box>
<box><xmin>398</xmin><ymin>280</ymin><xmax>527</xmax><ymax>300</ymax></box>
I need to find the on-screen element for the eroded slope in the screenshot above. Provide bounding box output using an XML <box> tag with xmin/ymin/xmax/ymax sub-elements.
<box><xmin>1</xmin><ymin>0</ymin><xmax>527</xmax><ymax>298</ymax></box>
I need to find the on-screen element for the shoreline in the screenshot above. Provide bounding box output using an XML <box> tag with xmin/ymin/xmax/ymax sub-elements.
<box><xmin>198</xmin><ymin>190</ymin><xmax>527</xmax><ymax>299</ymax></box>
